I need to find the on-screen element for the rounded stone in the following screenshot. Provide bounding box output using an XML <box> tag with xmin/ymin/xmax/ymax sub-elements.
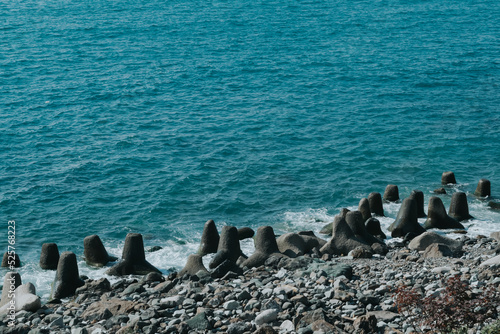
<box><xmin>383</xmin><ymin>185</ymin><xmax>399</xmax><ymax>202</ymax></box>
<box><xmin>40</xmin><ymin>243</ymin><xmax>60</xmax><ymax>270</ymax></box>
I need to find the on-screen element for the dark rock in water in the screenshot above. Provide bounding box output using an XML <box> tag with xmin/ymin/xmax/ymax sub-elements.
<box><xmin>434</xmin><ymin>187</ymin><xmax>447</xmax><ymax>194</ymax></box>
<box><xmin>198</xmin><ymin>219</ymin><xmax>219</xmax><ymax>255</ymax></box>
<box><xmin>241</xmin><ymin>226</ymin><xmax>284</xmax><ymax>268</ymax></box>
<box><xmin>83</xmin><ymin>234</ymin><xmax>117</xmax><ymax>267</ymax></box>
<box><xmin>211</xmin><ymin>259</ymin><xmax>243</xmax><ymax>279</ymax></box>
<box><xmin>179</xmin><ymin>254</ymin><xmax>208</xmax><ymax>277</ymax></box>
<box><xmin>388</xmin><ymin>197</ymin><xmax>425</xmax><ymax>238</ymax></box>
<box><xmin>474</xmin><ymin>178</ymin><xmax>491</xmax><ymax>197</ymax></box>
<box><xmin>40</xmin><ymin>243</ymin><xmax>60</xmax><ymax>270</ymax></box>
<box><xmin>320</xmin><ymin>216</ymin><xmax>371</xmax><ymax>256</ymax></box>
<box><xmin>488</xmin><ymin>201</ymin><xmax>500</xmax><ymax>210</ymax></box>
<box><xmin>0</xmin><ymin>272</ymin><xmax>22</xmax><ymax>308</ymax></box>
<box><xmin>106</xmin><ymin>233</ymin><xmax>161</xmax><ymax>276</ymax></box>
<box><xmin>448</xmin><ymin>192</ymin><xmax>473</xmax><ymax>221</ymax></box>
<box><xmin>1</xmin><ymin>252</ymin><xmax>20</xmax><ymax>268</ymax></box>
<box><xmin>358</xmin><ymin>198</ymin><xmax>371</xmax><ymax>222</ymax></box>
<box><xmin>276</xmin><ymin>233</ymin><xmax>307</xmax><ymax>257</ymax></box>
<box><xmin>423</xmin><ymin>243</ymin><xmax>454</xmax><ymax>258</ymax></box>
<box><xmin>441</xmin><ymin>171</ymin><xmax>457</xmax><ymax>185</ymax></box>
<box><xmin>209</xmin><ymin>226</ymin><xmax>242</xmax><ymax>269</ymax></box>
<box><xmin>237</xmin><ymin>227</ymin><xmax>255</xmax><ymax>240</ymax></box>
<box><xmin>147</xmin><ymin>246</ymin><xmax>162</xmax><ymax>253</ymax></box>
<box><xmin>409</xmin><ymin>190</ymin><xmax>427</xmax><ymax>218</ymax></box>
<box><xmin>408</xmin><ymin>231</ymin><xmax>463</xmax><ymax>254</ymax></box>
<box><xmin>365</xmin><ymin>218</ymin><xmax>386</xmax><ymax>239</ymax></box>
<box><xmin>383</xmin><ymin>184</ymin><xmax>399</xmax><ymax>202</ymax></box>
<box><xmin>368</xmin><ymin>192</ymin><xmax>384</xmax><ymax>216</ymax></box>
<box><xmin>52</xmin><ymin>252</ymin><xmax>85</xmax><ymax>299</ymax></box>
<box><xmin>424</xmin><ymin>196</ymin><xmax>465</xmax><ymax>230</ymax></box>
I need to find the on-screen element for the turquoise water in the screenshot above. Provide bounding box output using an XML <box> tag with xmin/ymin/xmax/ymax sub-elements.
<box><xmin>1</xmin><ymin>0</ymin><xmax>499</xmax><ymax>297</ymax></box>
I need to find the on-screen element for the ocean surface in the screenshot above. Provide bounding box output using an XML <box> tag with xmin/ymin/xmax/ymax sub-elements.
<box><xmin>1</xmin><ymin>0</ymin><xmax>499</xmax><ymax>299</ymax></box>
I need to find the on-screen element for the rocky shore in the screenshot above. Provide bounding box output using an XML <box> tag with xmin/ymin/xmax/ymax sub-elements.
<box><xmin>1</xmin><ymin>230</ymin><xmax>499</xmax><ymax>334</ymax></box>
<box><xmin>1</xmin><ymin>175</ymin><xmax>500</xmax><ymax>334</ymax></box>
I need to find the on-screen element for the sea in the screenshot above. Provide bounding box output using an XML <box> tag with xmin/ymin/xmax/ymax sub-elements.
<box><xmin>1</xmin><ymin>0</ymin><xmax>499</xmax><ymax>300</ymax></box>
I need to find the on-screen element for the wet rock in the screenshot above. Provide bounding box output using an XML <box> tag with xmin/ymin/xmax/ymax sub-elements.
<box><xmin>106</xmin><ymin>233</ymin><xmax>161</xmax><ymax>276</ymax></box>
<box><xmin>383</xmin><ymin>184</ymin><xmax>399</xmax><ymax>202</ymax></box>
<box><xmin>83</xmin><ymin>234</ymin><xmax>117</xmax><ymax>267</ymax></box>
<box><xmin>198</xmin><ymin>220</ymin><xmax>219</xmax><ymax>255</ymax></box>
<box><xmin>475</xmin><ymin>178</ymin><xmax>491</xmax><ymax>197</ymax></box>
<box><xmin>39</xmin><ymin>243</ymin><xmax>60</xmax><ymax>270</ymax></box>
<box><xmin>424</xmin><ymin>196</ymin><xmax>464</xmax><ymax>230</ymax></box>
<box><xmin>441</xmin><ymin>171</ymin><xmax>457</xmax><ymax>185</ymax></box>
<box><xmin>52</xmin><ymin>252</ymin><xmax>85</xmax><ymax>299</ymax></box>
<box><xmin>388</xmin><ymin>197</ymin><xmax>425</xmax><ymax>238</ymax></box>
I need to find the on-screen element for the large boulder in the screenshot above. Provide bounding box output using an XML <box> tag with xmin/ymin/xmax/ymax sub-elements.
<box><xmin>383</xmin><ymin>185</ymin><xmax>399</xmax><ymax>202</ymax></box>
<box><xmin>441</xmin><ymin>171</ymin><xmax>457</xmax><ymax>185</ymax></box>
<box><xmin>408</xmin><ymin>231</ymin><xmax>463</xmax><ymax>254</ymax></box>
<box><xmin>0</xmin><ymin>283</ymin><xmax>41</xmax><ymax>315</ymax></box>
<box><xmin>39</xmin><ymin>243</ymin><xmax>60</xmax><ymax>270</ymax></box>
<box><xmin>209</xmin><ymin>226</ymin><xmax>242</xmax><ymax>269</ymax></box>
<box><xmin>0</xmin><ymin>272</ymin><xmax>21</xmax><ymax>308</ymax></box>
<box><xmin>320</xmin><ymin>216</ymin><xmax>371</xmax><ymax>256</ymax></box>
<box><xmin>83</xmin><ymin>234</ymin><xmax>117</xmax><ymax>267</ymax></box>
<box><xmin>52</xmin><ymin>252</ymin><xmax>85</xmax><ymax>299</ymax></box>
<box><xmin>106</xmin><ymin>233</ymin><xmax>161</xmax><ymax>276</ymax></box>
<box><xmin>388</xmin><ymin>197</ymin><xmax>425</xmax><ymax>238</ymax></box>
<box><xmin>368</xmin><ymin>192</ymin><xmax>384</xmax><ymax>216</ymax></box>
<box><xmin>198</xmin><ymin>220</ymin><xmax>219</xmax><ymax>255</ymax></box>
<box><xmin>409</xmin><ymin>190</ymin><xmax>426</xmax><ymax>218</ymax></box>
<box><xmin>241</xmin><ymin>226</ymin><xmax>284</xmax><ymax>268</ymax></box>
<box><xmin>448</xmin><ymin>192</ymin><xmax>473</xmax><ymax>221</ymax></box>
<box><xmin>474</xmin><ymin>179</ymin><xmax>491</xmax><ymax>197</ymax></box>
<box><xmin>424</xmin><ymin>197</ymin><xmax>464</xmax><ymax>230</ymax></box>
<box><xmin>422</xmin><ymin>243</ymin><xmax>454</xmax><ymax>258</ymax></box>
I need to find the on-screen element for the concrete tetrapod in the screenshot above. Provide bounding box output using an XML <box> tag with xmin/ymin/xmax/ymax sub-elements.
<box><xmin>83</xmin><ymin>234</ymin><xmax>118</xmax><ymax>267</ymax></box>
<box><xmin>383</xmin><ymin>185</ymin><xmax>399</xmax><ymax>202</ymax></box>
<box><xmin>198</xmin><ymin>219</ymin><xmax>219</xmax><ymax>255</ymax></box>
<box><xmin>106</xmin><ymin>233</ymin><xmax>161</xmax><ymax>276</ymax></box>
<box><xmin>39</xmin><ymin>243</ymin><xmax>60</xmax><ymax>270</ymax></box>
<box><xmin>448</xmin><ymin>192</ymin><xmax>473</xmax><ymax>221</ymax></box>
<box><xmin>241</xmin><ymin>226</ymin><xmax>285</xmax><ymax>268</ymax></box>
<box><xmin>320</xmin><ymin>215</ymin><xmax>371</xmax><ymax>256</ymax></box>
<box><xmin>52</xmin><ymin>252</ymin><xmax>85</xmax><ymax>299</ymax></box>
<box><xmin>424</xmin><ymin>196</ymin><xmax>465</xmax><ymax>230</ymax></box>
<box><xmin>209</xmin><ymin>226</ymin><xmax>243</xmax><ymax>269</ymax></box>
<box><xmin>368</xmin><ymin>192</ymin><xmax>384</xmax><ymax>216</ymax></box>
<box><xmin>475</xmin><ymin>179</ymin><xmax>491</xmax><ymax>197</ymax></box>
<box><xmin>388</xmin><ymin>197</ymin><xmax>425</xmax><ymax>238</ymax></box>
<box><xmin>409</xmin><ymin>190</ymin><xmax>427</xmax><ymax>218</ymax></box>
<box><xmin>441</xmin><ymin>171</ymin><xmax>457</xmax><ymax>185</ymax></box>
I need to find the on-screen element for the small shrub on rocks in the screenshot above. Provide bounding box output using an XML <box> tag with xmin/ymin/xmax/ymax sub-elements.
<box><xmin>394</xmin><ymin>275</ymin><xmax>499</xmax><ymax>333</ymax></box>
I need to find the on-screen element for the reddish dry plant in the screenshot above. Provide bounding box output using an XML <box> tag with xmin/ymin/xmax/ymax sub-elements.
<box><xmin>394</xmin><ymin>275</ymin><xmax>499</xmax><ymax>333</ymax></box>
